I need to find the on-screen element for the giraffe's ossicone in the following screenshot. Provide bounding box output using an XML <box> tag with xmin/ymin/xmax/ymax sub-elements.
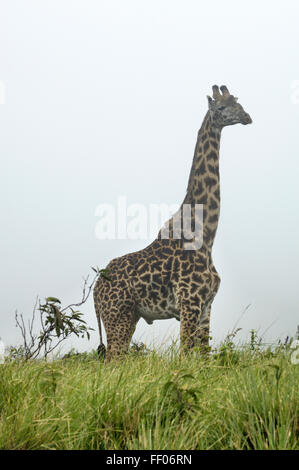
<box><xmin>94</xmin><ymin>85</ymin><xmax>252</xmax><ymax>361</ymax></box>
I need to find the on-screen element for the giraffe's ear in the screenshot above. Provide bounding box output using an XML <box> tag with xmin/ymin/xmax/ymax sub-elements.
<box><xmin>207</xmin><ymin>95</ymin><xmax>214</xmax><ymax>111</ymax></box>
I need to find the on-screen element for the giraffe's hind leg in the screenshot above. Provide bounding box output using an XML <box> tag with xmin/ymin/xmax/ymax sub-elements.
<box><xmin>94</xmin><ymin>281</ymin><xmax>139</xmax><ymax>362</ymax></box>
<box><xmin>104</xmin><ymin>307</ymin><xmax>139</xmax><ymax>362</ymax></box>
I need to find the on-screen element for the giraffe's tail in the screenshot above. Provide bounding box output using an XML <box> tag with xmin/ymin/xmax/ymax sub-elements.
<box><xmin>94</xmin><ymin>295</ymin><xmax>106</xmax><ymax>361</ymax></box>
<box><xmin>97</xmin><ymin>342</ymin><xmax>106</xmax><ymax>361</ymax></box>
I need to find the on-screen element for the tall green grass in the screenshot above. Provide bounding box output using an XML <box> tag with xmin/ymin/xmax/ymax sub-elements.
<box><xmin>0</xmin><ymin>343</ymin><xmax>298</xmax><ymax>450</ymax></box>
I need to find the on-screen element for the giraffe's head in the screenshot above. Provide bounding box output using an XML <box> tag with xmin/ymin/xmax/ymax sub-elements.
<box><xmin>207</xmin><ymin>85</ymin><xmax>252</xmax><ymax>128</ymax></box>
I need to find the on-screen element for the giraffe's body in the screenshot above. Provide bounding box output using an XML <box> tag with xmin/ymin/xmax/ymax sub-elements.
<box><xmin>94</xmin><ymin>85</ymin><xmax>252</xmax><ymax>361</ymax></box>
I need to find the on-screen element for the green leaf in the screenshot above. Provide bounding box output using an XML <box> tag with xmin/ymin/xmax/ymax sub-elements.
<box><xmin>100</xmin><ymin>269</ymin><xmax>111</xmax><ymax>281</ymax></box>
<box><xmin>46</xmin><ymin>297</ymin><xmax>61</xmax><ymax>304</ymax></box>
<box><xmin>55</xmin><ymin>325</ymin><xmax>61</xmax><ymax>337</ymax></box>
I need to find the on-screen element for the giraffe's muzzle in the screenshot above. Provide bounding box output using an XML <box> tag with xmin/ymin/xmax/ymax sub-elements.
<box><xmin>241</xmin><ymin>113</ymin><xmax>252</xmax><ymax>125</ymax></box>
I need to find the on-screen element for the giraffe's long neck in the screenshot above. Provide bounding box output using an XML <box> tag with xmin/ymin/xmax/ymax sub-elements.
<box><xmin>182</xmin><ymin>111</ymin><xmax>222</xmax><ymax>251</ymax></box>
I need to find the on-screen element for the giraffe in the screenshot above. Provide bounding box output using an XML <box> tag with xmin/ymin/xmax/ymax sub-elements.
<box><xmin>94</xmin><ymin>85</ymin><xmax>252</xmax><ymax>361</ymax></box>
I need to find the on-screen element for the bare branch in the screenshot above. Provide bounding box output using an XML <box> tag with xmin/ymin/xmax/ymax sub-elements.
<box><xmin>61</xmin><ymin>271</ymin><xmax>99</xmax><ymax>313</ymax></box>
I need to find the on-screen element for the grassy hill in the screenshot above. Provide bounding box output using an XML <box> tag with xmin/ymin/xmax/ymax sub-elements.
<box><xmin>0</xmin><ymin>341</ymin><xmax>298</xmax><ymax>450</ymax></box>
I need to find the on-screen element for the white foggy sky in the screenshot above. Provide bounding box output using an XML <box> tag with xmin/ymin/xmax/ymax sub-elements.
<box><xmin>0</xmin><ymin>0</ymin><xmax>299</xmax><ymax>353</ymax></box>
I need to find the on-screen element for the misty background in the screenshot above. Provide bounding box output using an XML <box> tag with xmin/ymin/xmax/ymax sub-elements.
<box><xmin>1</xmin><ymin>0</ymin><xmax>298</xmax><ymax>354</ymax></box>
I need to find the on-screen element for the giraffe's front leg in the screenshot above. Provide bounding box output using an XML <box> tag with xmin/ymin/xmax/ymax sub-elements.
<box><xmin>197</xmin><ymin>297</ymin><xmax>214</xmax><ymax>352</ymax></box>
<box><xmin>198</xmin><ymin>266</ymin><xmax>221</xmax><ymax>350</ymax></box>
<box><xmin>176</xmin><ymin>290</ymin><xmax>204</xmax><ymax>351</ymax></box>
